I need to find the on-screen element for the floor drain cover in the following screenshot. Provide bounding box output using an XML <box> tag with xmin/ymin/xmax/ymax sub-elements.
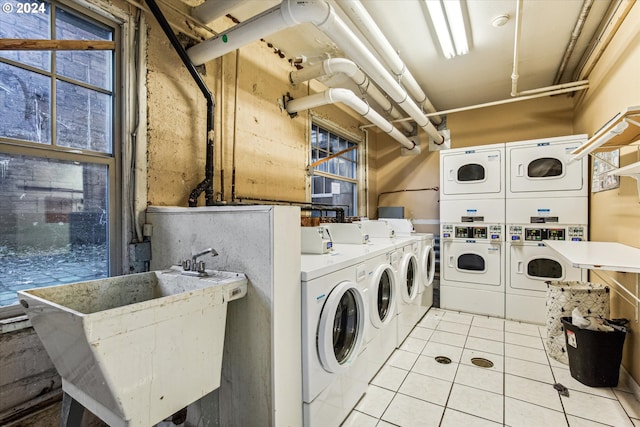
<box><xmin>471</xmin><ymin>357</ymin><xmax>494</xmax><ymax>368</ymax></box>
<box><xmin>435</xmin><ymin>356</ymin><xmax>452</xmax><ymax>364</ymax></box>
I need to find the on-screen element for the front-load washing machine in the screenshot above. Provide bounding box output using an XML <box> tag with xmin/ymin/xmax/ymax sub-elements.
<box><xmin>440</xmin><ymin>223</ymin><xmax>505</xmax><ymax>317</ymax></box>
<box><xmin>416</xmin><ymin>233</ymin><xmax>436</xmax><ymax>315</ymax></box>
<box><xmin>360</xmin><ymin>249</ymin><xmax>399</xmax><ymax>381</ymax></box>
<box><xmin>393</xmin><ymin>237</ymin><xmax>421</xmax><ymax>346</ymax></box>
<box><xmin>372</xmin><ymin>227</ymin><xmax>432</xmax><ymax>325</ymax></box>
<box><xmin>506</xmin><ymin>224</ymin><xmax>587</xmax><ymax>324</ymax></box>
<box><xmin>440</xmin><ymin>143</ymin><xmax>505</xmax><ymax>200</ymax></box>
<box><xmin>506</xmin><ymin>134</ymin><xmax>588</xmax><ymax>199</ymax></box>
<box><xmin>301</xmin><ymin>250</ymin><xmax>369</xmax><ymax>427</ymax></box>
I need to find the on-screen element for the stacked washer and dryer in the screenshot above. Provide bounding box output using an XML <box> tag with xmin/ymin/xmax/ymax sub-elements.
<box><xmin>505</xmin><ymin>135</ymin><xmax>589</xmax><ymax>323</ymax></box>
<box><xmin>439</xmin><ymin>143</ymin><xmax>507</xmax><ymax>317</ymax></box>
<box><xmin>439</xmin><ymin>135</ymin><xmax>589</xmax><ymax>323</ymax></box>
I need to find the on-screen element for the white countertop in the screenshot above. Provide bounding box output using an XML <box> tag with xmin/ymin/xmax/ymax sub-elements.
<box><xmin>543</xmin><ymin>240</ymin><xmax>640</xmax><ymax>273</ymax></box>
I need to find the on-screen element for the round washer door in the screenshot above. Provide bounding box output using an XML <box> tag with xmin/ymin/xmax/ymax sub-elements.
<box><xmin>421</xmin><ymin>244</ymin><xmax>436</xmax><ymax>286</ymax></box>
<box><xmin>399</xmin><ymin>252</ymin><xmax>419</xmax><ymax>303</ymax></box>
<box><xmin>370</xmin><ymin>263</ymin><xmax>396</xmax><ymax>329</ymax></box>
<box><xmin>317</xmin><ymin>281</ymin><xmax>367</xmax><ymax>374</ymax></box>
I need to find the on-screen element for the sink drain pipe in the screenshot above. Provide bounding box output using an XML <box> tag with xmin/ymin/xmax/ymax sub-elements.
<box><xmin>144</xmin><ymin>0</ymin><xmax>215</xmax><ymax>207</ymax></box>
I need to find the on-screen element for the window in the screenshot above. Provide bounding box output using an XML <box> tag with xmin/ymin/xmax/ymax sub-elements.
<box><xmin>311</xmin><ymin>123</ymin><xmax>359</xmax><ymax>217</ymax></box>
<box><xmin>0</xmin><ymin>1</ymin><xmax>120</xmax><ymax>308</ymax></box>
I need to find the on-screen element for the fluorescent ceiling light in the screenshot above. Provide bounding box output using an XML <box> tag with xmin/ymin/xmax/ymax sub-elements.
<box><xmin>425</xmin><ymin>0</ymin><xmax>469</xmax><ymax>59</ymax></box>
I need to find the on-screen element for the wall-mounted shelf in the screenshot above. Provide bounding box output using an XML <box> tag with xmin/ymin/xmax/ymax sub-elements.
<box><xmin>609</xmin><ymin>160</ymin><xmax>640</xmax><ymax>201</ymax></box>
<box><xmin>570</xmin><ymin>106</ymin><xmax>640</xmax><ymax>161</ymax></box>
<box><xmin>543</xmin><ymin>240</ymin><xmax>640</xmax><ymax>322</ymax></box>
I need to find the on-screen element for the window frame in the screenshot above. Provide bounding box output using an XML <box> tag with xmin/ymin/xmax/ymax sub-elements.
<box><xmin>0</xmin><ymin>0</ymin><xmax>127</xmax><ymax>318</ymax></box>
<box><xmin>309</xmin><ymin>115</ymin><xmax>365</xmax><ymax>218</ymax></box>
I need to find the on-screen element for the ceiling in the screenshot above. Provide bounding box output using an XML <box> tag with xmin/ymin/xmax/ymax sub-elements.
<box><xmin>187</xmin><ymin>0</ymin><xmax>613</xmax><ymax>116</ymax></box>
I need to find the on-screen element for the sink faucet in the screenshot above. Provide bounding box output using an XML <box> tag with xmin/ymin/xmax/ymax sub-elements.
<box><xmin>182</xmin><ymin>247</ymin><xmax>218</xmax><ymax>276</ymax></box>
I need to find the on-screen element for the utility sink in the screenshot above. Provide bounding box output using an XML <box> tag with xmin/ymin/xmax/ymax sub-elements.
<box><xmin>17</xmin><ymin>267</ymin><xmax>247</xmax><ymax>427</ymax></box>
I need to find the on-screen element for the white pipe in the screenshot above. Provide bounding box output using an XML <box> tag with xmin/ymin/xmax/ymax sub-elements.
<box><xmin>517</xmin><ymin>79</ymin><xmax>589</xmax><ymax>96</ymax></box>
<box><xmin>361</xmin><ymin>83</ymin><xmax>590</xmax><ymax>130</ymax></box>
<box><xmin>192</xmin><ymin>0</ymin><xmax>244</xmax><ymax>24</ymax></box>
<box><xmin>509</xmin><ymin>0</ymin><xmax>590</xmax><ymax>98</ymax></box>
<box><xmin>290</xmin><ymin>58</ymin><xmax>414</xmax><ymax>133</ymax></box>
<box><xmin>554</xmin><ymin>0</ymin><xmax>594</xmax><ymax>84</ymax></box>
<box><xmin>511</xmin><ymin>0</ymin><xmax>523</xmax><ymax>97</ymax></box>
<box><xmin>423</xmin><ymin>84</ymin><xmax>590</xmax><ymax>117</ymax></box>
<box><xmin>186</xmin><ymin>0</ymin><xmax>445</xmax><ymax>144</ymax></box>
<box><xmin>286</xmin><ymin>88</ymin><xmax>416</xmax><ymax>150</ymax></box>
<box><xmin>335</xmin><ymin>0</ymin><xmax>441</xmax><ymax>124</ymax></box>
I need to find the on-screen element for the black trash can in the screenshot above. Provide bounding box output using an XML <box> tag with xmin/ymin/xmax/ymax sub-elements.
<box><xmin>561</xmin><ymin>317</ymin><xmax>627</xmax><ymax>387</ymax></box>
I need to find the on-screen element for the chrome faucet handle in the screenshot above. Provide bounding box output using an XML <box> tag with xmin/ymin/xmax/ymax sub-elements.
<box><xmin>181</xmin><ymin>247</ymin><xmax>219</xmax><ymax>275</ymax></box>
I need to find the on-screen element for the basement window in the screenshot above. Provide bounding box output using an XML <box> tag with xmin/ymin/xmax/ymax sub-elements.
<box><xmin>0</xmin><ymin>1</ymin><xmax>121</xmax><ymax>311</ymax></box>
<box><xmin>311</xmin><ymin>123</ymin><xmax>359</xmax><ymax>217</ymax></box>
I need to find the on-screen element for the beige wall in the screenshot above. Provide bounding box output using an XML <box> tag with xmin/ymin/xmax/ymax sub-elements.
<box><xmin>573</xmin><ymin>2</ymin><xmax>640</xmax><ymax>385</ymax></box>
<box><xmin>146</xmin><ymin>15</ymin><xmax>367</xmax><ymax>208</ymax></box>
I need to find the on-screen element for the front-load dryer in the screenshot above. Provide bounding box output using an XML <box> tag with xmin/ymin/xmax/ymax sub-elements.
<box><xmin>301</xmin><ymin>251</ymin><xmax>369</xmax><ymax>427</ymax></box>
<box><xmin>440</xmin><ymin>143</ymin><xmax>505</xmax><ymax>200</ymax></box>
<box><xmin>505</xmin><ymin>197</ymin><xmax>588</xmax><ymax>226</ymax></box>
<box><xmin>440</xmin><ymin>198</ymin><xmax>506</xmax><ymax>224</ymax></box>
<box><xmin>506</xmin><ymin>224</ymin><xmax>587</xmax><ymax>324</ymax></box>
<box><xmin>440</xmin><ymin>223</ymin><xmax>505</xmax><ymax>317</ymax></box>
<box><xmin>506</xmin><ymin>134</ymin><xmax>588</xmax><ymax>199</ymax></box>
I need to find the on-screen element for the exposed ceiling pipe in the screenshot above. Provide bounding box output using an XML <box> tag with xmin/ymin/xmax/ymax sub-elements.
<box><xmin>335</xmin><ymin>0</ymin><xmax>442</xmax><ymax>124</ymax></box>
<box><xmin>359</xmin><ymin>83</ymin><xmax>590</xmax><ymax>125</ymax></box>
<box><xmin>510</xmin><ymin>0</ymin><xmax>523</xmax><ymax>97</ymax></box>
<box><xmin>510</xmin><ymin>0</ymin><xmax>589</xmax><ymax>97</ymax></box>
<box><xmin>286</xmin><ymin>88</ymin><xmax>416</xmax><ymax>151</ymax></box>
<box><xmin>192</xmin><ymin>0</ymin><xmax>244</xmax><ymax>24</ymax></box>
<box><xmin>290</xmin><ymin>58</ymin><xmax>415</xmax><ymax>133</ymax></box>
<box><xmin>553</xmin><ymin>0</ymin><xmax>594</xmax><ymax>84</ymax></box>
<box><xmin>186</xmin><ymin>0</ymin><xmax>445</xmax><ymax>145</ymax></box>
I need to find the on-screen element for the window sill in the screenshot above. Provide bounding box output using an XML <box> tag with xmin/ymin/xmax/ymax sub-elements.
<box><xmin>0</xmin><ymin>304</ymin><xmax>31</xmax><ymax>333</ymax></box>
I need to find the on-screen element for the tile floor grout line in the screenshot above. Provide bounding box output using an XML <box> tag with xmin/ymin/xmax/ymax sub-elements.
<box><xmin>503</xmin><ymin>315</ymin><xmax>507</xmax><ymax>427</ymax></box>
<box><xmin>436</xmin><ymin>319</ymin><xmax>469</xmax><ymax>427</ymax></box>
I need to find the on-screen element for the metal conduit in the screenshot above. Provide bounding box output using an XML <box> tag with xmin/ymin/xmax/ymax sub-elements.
<box><xmin>144</xmin><ymin>0</ymin><xmax>216</xmax><ymax>207</ymax></box>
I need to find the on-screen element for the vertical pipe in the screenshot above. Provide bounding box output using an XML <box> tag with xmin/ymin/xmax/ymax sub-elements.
<box><xmin>144</xmin><ymin>0</ymin><xmax>216</xmax><ymax>206</ymax></box>
<box><xmin>511</xmin><ymin>0</ymin><xmax>523</xmax><ymax>97</ymax></box>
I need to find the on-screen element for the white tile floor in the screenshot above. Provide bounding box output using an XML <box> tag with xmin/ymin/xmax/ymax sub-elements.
<box><xmin>343</xmin><ymin>308</ymin><xmax>640</xmax><ymax>427</ymax></box>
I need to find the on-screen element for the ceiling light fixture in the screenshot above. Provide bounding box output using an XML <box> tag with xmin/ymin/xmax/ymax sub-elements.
<box><xmin>424</xmin><ymin>0</ymin><xmax>469</xmax><ymax>59</ymax></box>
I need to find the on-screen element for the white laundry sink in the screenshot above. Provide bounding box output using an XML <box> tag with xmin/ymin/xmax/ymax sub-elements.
<box><xmin>17</xmin><ymin>267</ymin><xmax>247</xmax><ymax>427</ymax></box>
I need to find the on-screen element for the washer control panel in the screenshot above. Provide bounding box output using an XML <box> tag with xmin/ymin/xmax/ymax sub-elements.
<box><xmin>442</xmin><ymin>224</ymin><xmax>502</xmax><ymax>242</ymax></box>
<box><xmin>508</xmin><ymin>225</ymin><xmax>586</xmax><ymax>243</ymax></box>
